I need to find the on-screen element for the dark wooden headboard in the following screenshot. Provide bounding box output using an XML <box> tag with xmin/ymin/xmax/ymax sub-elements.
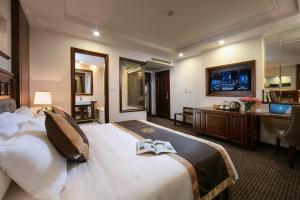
<box><xmin>0</xmin><ymin>68</ymin><xmax>16</xmax><ymax>100</ymax></box>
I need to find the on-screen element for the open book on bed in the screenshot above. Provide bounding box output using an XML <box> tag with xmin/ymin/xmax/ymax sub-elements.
<box><xmin>136</xmin><ymin>139</ymin><xmax>176</xmax><ymax>155</ymax></box>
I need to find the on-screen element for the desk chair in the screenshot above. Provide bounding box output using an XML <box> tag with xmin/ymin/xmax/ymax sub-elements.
<box><xmin>174</xmin><ymin>107</ymin><xmax>193</xmax><ymax>126</ymax></box>
<box><xmin>276</xmin><ymin>106</ymin><xmax>300</xmax><ymax>169</ymax></box>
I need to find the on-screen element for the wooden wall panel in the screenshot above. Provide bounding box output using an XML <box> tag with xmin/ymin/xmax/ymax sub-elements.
<box><xmin>296</xmin><ymin>65</ymin><xmax>300</xmax><ymax>90</ymax></box>
<box><xmin>11</xmin><ymin>0</ymin><xmax>30</xmax><ymax>107</ymax></box>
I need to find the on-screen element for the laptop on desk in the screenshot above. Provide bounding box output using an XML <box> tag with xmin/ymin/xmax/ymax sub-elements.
<box><xmin>269</xmin><ymin>103</ymin><xmax>292</xmax><ymax>115</ymax></box>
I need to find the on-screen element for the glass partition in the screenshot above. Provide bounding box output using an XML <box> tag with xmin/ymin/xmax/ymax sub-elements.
<box><xmin>120</xmin><ymin>57</ymin><xmax>146</xmax><ymax>112</ymax></box>
<box><xmin>264</xmin><ymin>28</ymin><xmax>300</xmax><ymax>103</ymax></box>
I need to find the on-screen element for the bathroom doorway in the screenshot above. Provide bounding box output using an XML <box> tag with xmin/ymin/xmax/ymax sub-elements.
<box><xmin>70</xmin><ymin>48</ymin><xmax>109</xmax><ymax>123</ymax></box>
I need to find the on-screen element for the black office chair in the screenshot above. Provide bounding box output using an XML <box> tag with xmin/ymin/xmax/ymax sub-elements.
<box><xmin>276</xmin><ymin>105</ymin><xmax>300</xmax><ymax>169</ymax></box>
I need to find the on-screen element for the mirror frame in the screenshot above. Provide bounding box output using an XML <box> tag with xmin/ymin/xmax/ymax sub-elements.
<box><xmin>119</xmin><ymin>57</ymin><xmax>146</xmax><ymax>113</ymax></box>
<box><xmin>75</xmin><ymin>69</ymin><xmax>93</xmax><ymax>96</ymax></box>
<box><xmin>70</xmin><ymin>47</ymin><xmax>110</xmax><ymax>123</ymax></box>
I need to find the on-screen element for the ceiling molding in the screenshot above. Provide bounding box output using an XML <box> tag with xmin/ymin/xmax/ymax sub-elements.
<box><xmin>63</xmin><ymin>0</ymin><xmax>298</xmax><ymax>55</ymax></box>
<box><xmin>20</xmin><ymin>0</ymin><xmax>300</xmax><ymax>60</ymax></box>
<box><xmin>177</xmin><ymin>0</ymin><xmax>298</xmax><ymax>52</ymax></box>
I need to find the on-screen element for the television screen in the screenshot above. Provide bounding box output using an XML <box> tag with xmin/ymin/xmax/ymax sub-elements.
<box><xmin>209</xmin><ymin>69</ymin><xmax>251</xmax><ymax>91</ymax></box>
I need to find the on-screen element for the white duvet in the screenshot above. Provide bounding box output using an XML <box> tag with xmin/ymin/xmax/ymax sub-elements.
<box><xmin>4</xmin><ymin>123</ymin><xmax>195</xmax><ymax>200</ymax></box>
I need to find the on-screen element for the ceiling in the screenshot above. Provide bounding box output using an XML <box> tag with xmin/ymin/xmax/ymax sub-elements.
<box><xmin>21</xmin><ymin>0</ymin><xmax>300</xmax><ymax>60</ymax></box>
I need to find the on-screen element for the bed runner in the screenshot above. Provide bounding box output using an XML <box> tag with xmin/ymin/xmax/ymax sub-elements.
<box><xmin>114</xmin><ymin>120</ymin><xmax>236</xmax><ymax>200</ymax></box>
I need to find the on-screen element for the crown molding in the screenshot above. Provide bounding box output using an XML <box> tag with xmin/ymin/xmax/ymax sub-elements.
<box><xmin>177</xmin><ymin>0</ymin><xmax>299</xmax><ymax>52</ymax></box>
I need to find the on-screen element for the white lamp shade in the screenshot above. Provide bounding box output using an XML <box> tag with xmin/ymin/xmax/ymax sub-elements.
<box><xmin>34</xmin><ymin>91</ymin><xmax>52</xmax><ymax>105</ymax></box>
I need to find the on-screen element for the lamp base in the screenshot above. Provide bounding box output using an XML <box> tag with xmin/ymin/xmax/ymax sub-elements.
<box><xmin>37</xmin><ymin>106</ymin><xmax>52</xmax><ymax>114</ymax></box>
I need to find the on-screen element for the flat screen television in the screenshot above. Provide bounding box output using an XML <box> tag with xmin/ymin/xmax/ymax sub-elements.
<box><xmin>210</xmin><ymin>69</ymin><xmax>251</xmax><ymax>91</ymax></box>
<box><xmin>206</xmin><ymin>60</ymin><xmax>255</xmax><ymax>97</ymax></box>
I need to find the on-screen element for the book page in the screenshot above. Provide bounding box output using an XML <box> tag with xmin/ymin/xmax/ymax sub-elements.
<box><xmin>154</xmin><ymin>140</ymin><xmax>176</xmax><ymax>155</ymax></box>
<box><xmin>136</xmin><ymin>139</ymin><xmax>156</xmax><ymax>155</ymax></box>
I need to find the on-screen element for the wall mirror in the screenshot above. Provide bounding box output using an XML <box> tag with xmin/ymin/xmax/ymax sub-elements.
<box><xmin>120</xmin><ymin>57</ymin><xmax>146</xmax><ymax>112</ymax></box>
<box><xmin>264</xmin><ymin>27</ymin><xmax>300</xmax><ymax>103</ymax></box>
<box><xmin>75</xmin><ymin>69</ymin><xmax>93</xmax><ymax>95</ymax></box>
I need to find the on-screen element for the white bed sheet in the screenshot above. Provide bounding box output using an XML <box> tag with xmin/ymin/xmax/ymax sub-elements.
<box><xmin>4</xmin><ymin>123</ymin><xmax>194</xmax><ymax>200</ymax></box>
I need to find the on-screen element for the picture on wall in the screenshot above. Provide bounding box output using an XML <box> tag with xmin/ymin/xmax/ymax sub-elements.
<box><xmin>206</xmin><ymin>60</ymin><xmax>256</xmax><ymax>97</ymax></box>
<box><xmin>0</xmin><ymin>0</ymin><xmax>10</xmax><ymax>60</ymax></box>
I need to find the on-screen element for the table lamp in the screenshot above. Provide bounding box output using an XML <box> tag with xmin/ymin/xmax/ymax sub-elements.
<box><xmin>34</xmin><ymin>91</ymin><xmax>52</xmax><ymax>112</ymax></box>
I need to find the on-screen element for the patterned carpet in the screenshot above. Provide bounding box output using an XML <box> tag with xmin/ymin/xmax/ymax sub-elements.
<box><xmin>147</xmin><ymin>116</ymin><xmax>300</xmax><ymax>200</ymax></box>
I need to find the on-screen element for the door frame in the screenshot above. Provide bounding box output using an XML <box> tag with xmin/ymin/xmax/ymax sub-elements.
<box><xmin>155</xmin><ymin>70</ymin><xmax>170</xmax><ymax>119</ymax></box>
<box><xmin>145</xmin><ymin>72</ymin><xmax>152</xmax><ymax>115</ymax></box>
<box><xmin>70</xmin><ymin>47</ymin><xmax>109</xmax><ymax>123</ymax></box>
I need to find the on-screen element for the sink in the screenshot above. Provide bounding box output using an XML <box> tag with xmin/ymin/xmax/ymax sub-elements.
<box><xmin>75</xmin><ymin>100</ymin><xmax>91</xmax><ymax>106</ymax></box>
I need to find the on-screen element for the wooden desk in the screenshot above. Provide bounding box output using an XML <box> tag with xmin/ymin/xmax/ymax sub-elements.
<box><xmin>193</xmin><ymin>107</ymin><xmax>291</xmax><ymax>150</ymax></box>
<box><xmin>248</xmin><ymin>111</ymin><xmax>290</xmax><ymax>150</ymax></box>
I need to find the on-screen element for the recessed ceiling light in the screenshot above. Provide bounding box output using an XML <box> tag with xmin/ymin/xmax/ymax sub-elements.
<box><xmin>179</xmin><ymin>53</ymin><xmax>183</xmax><ymax>57</ymax></box>
<box><xmin>219</xmin><ymin>40</ymin><xmax>225</xmax><ymax>45</ymax></box>
<box><xmin>79</xmin><ymin>61</ymin><xmax>83</xmax><ymax>64</ymax></box>
<box><xmin>93</xmin><ymin>31</ymin><xmax>100</xmax><ymax>37</ymax></box>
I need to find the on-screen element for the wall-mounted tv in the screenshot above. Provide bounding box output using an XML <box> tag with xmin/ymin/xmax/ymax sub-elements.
<box><xmin>206</xmin><ymin>60</ymin><xmax>256</xmax><ymax>97</ymax></box>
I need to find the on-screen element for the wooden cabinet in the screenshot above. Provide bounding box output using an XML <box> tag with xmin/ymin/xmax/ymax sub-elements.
<box><xmin>193</xmin><ymin>108</ymin><xmax>248</xmax><ymax>148</ymax></box>
<box><xmin>193</xmin><ymin>110</ymin><xmax>203</xmax><ymax>132</ymax></box>
<box><xmin>205</xmin><ymin>113</ymin><xmax>229</xmax><ymax>139</ymax></box>
<box><xmin>229</xmin><ymin>114</ymin><xmax>245</xmax><ymax>143</ymax></box>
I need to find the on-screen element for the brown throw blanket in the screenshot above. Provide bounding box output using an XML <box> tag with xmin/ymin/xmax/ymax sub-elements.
<box><xmin>114</xmin><ymin>120</ymin><xmax>236</xmax><ymax>200</ymax></box>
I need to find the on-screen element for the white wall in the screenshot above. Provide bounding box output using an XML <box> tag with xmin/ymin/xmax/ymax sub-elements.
<box><xmin>170</xmin><ymin>37</ymin><xmax>290</xmax><ymax>145</ymax></box>
<box><xmin>30</xmin><ymin>28</ymin><xmax>167</xmax><ymax>122</ymax></box>
<box><xmin>170</xmin><ymin>56</ymin><xmax>203</xmax><ymax>119</ymax></box>
<box><xmin>171</xmin><ymin>37</ymin><xmax>265</xmax><ymax>118</ymax></box>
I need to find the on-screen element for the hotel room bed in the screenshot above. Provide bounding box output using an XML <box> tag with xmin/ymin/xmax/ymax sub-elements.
<box><xmin>1</xmin><ymin>99</ymin><xmax>238</xmax><ymax>200</ymax></box>
<box><xmin>3</xmin><ymin>121</ymin><xmax>237</xmax><ymax>200</ymax></box>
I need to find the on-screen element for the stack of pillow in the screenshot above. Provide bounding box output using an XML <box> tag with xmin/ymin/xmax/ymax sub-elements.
<box><xmin>0</xmin><ymin>106</ymin><xmax>89</xmax><ymax>200</ymax></box>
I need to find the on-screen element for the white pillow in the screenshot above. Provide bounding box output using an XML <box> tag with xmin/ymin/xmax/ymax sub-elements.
<box><xmin>0</xmin><ymin>112</ymin><xmax>32</xmax><ymax>141</ymax></box>
<box><xmin>0</xmin><ymin>132</ymin><xmax>67</xmax><ymax>200</ymax></box>
<box><xmin>0</xmin><ymin>168</ymin><xmax>11</xmax><ymax>200</ymax></box>
<box><xmin>28</xmin><ymin>116</ymin><xmax>46</xmax><ymax>130</ymax></box>
<box><xmin>0</xmin><ymin>112</ymin><xmax>29</xmax><ymax>128</ymax></box>
<box><xmin>0</xmin><ymin>126</ymin><xmax>18</xmax><ymax>141</ymax></box>
<box><xmin>16</xmin><ymin>121</ymin><xmax>46</xmax><ymax>138</ymax></box>
<box><xmin>14</xmin><ymin>106</ymin><xmax>34</xmax><ymax>118</ymax></box>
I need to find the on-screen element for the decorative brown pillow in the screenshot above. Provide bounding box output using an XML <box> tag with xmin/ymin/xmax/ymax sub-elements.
<box><xmin>52</xmin><ymin>107</ymin><xmax>89</xmax><ymax>146</ymax></box>
<box><xmin>45</xmin><ymin>111</ymin><xmax>89</xmax><ymax>162</ymax></box>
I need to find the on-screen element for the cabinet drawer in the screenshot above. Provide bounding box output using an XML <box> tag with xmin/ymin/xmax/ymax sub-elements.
<box><xmin>205</xmin><ymin>113</ymin><xmax>229</xmax><ymax>138</ymax></box>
